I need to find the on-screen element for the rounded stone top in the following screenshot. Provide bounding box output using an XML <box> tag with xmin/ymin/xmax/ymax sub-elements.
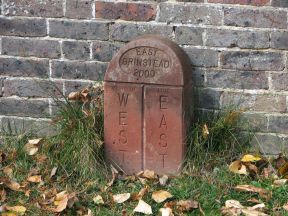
<box><xmin>104</xmin><ymin>35</ymin><xmax>191</xmax><ymax>86</ymax></box>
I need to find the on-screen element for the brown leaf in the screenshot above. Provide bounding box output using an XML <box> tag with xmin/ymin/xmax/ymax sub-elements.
<box><xmin>36</xmin><ymin>154</ymin><xmax>48</xmax><ymax>163</ymax></box>
<box><xmin>132</xmin><ymin>186</ymin><xmax>148</xmax><ymax>201</ymax></box>
<box><xmin>27</xmin><ymin>175</ymin><xmax>42</xmax><ymax>183</ymax></box>
<box><xmin>278</xmin><ymin>162</ymin><xmax>288</xmax><ymax>176</ymax></box>
<box><xmin>273</xmin><ymin>179</ymin><xmax>287</xmax><ymax>186</ymax></box>
<box><xmin>229</xmin><ymin>160</ymin><xmax>248</xmax><ymax>175</ymax></box>
<box><xmin>24</xmin><ymin>138</ymin><xmax>43</xmax><ymax>156</ymax></box>
<box><xmin>49</xmin><ymin>191</ymin><xmax>69</xmax><ymax>213</ymax></box>
<box><xmin>234</xmin><ymin>185</ymin><xmax>272</xmax><ymax>201</ymax></box>
<box><xmin>0</xmin><ymin>189</ymin><xmax>6</xmax><ymax>202</ymax></box>
<box><xmin>241</xmin><ymin>208</ymin><xmax>268</xmax><ymax>216</ymax></box>
<box><xmin>283</xmin><ymin>203</ymin><xmax>288</xmax><ymax>211</ymax></box>
<box><xmin>141</xmin><ymin>170</ymin><xmax>156</xmax><ymax>180</ymax></box>
<box><xmin>274</xmin><ymin>153</ymin><xmax>287</xmax><ymax>169</ymax></box>
<box><xmin>176</xmin><ymin>199</ymin><xmax>198</xmax><ymax>212</ymax></box>
<box><xmin>152</xmin><ymin>190</ymin><xmax>173</xmax><ymax>203</ymax></box>
<box><xmin>5</xmin><ymin>180</ymin><xmax>21</xmax><ymax>191</ymax></box>
<box><xmin>221</xmin><ymin>207</ymin><xmax>242</xmax><ymax>216</ymax></box>
<box><xmin>3</xmin><ymin>167</ymin><xmax>13</xmax><ymax>178</ymax></box>
<box><xmin>68</xmin><ymin>92</ymin><xmax>81</xmax><ymax>101</ymax></box>
<box><xmin>247</xmin><ymin>198</ymin><xmax>262</xmax><ymax>204</ymax></box>
<box><xmin>133</xmin><ymin>200</ymin><xmax>152</xmax><ymax>215</ymax></box>
<box><xmin>113</xmin><ymin>193</ymin><xmax>130</xmax><ymax>204</ymax></box>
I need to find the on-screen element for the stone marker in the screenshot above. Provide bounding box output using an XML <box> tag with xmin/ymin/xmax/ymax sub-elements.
<box><xmin>104</xmin><ymin>35</ymin><xmax>192</xmax><ymax>174</ymax></box>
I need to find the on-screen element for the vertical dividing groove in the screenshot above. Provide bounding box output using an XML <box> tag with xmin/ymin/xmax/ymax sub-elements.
<box><xmin>141</xmin><ymin>85</ymin><xmax>145</xmax><ymax>170</ymax></box>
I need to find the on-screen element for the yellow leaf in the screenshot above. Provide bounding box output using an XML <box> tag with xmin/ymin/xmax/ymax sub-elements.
<box><xmin>6</xmin><ymin>206</ymin><xmax>26</xmax><ymax>215</ymax></box>
<box><xmin>27</xmin><ymin>175</ymin><xmax>42</xmax><ymax>183</ymax></box>
<box><xmin>202</xmin><ymin>124</ymin><xmax>209</xmax><ymax>139</ymax></box>
<box><xmin>229</xmin><ymin>160</ymin><xmax>248</xmax><ymax>175</ymax></box>
<box><xmin>113</xmin><ymin>193</ymin><xmax>130</xmax><ymax>204</ymax></box>
<box><xmin>241</xmin><ymin>154</ymin><xmax>261</xmax><ymax>162</ymax></box>
<box><xmin>93</xmin><ymin>195</ymin><xmax>104</xmax><ymax>205</ymax></box>
<box><xmin>152</xmin><ymin>190</ymin><xmax>173</xmax><ymax>203</ymax></box>
<box><xmin>133</xmin><ymin>200</ymin><xmax>152</xmax><ymax>215</ymax></box>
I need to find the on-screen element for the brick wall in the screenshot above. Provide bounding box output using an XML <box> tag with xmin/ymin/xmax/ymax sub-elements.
<box><xmin>0</xmin><ymin>0</ymin><xmax>287</xmax><ymax>153</ymax></box>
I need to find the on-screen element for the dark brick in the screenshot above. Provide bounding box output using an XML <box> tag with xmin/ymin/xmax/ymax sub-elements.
<box><xmin>158</xmin><ymin>3</ymin><xmax>222</xmax><ymax>25</ymax></box>
<box><xmin>252</xmin><ymin>133</ymin><xmax>288</xmax><ymax>155</ymax></box>
<box><xmin>174</xmin><ymin>27</ymin><xmax>203</xmax><ymax>45</ymax></box>
<box><xmin>221</xmin><ymin>51</ymin><xmax>284</xmax><ymax>71</ymax></box>
<box><xmin>272</xmin><ymin>0</ymin><xmax>288</xmax><ymax>7</ymax></box>
<box><xmin>49</xmin><ymin>20</ymin><xmax>109</xmax><ymax>40</ymax></box>
<box><xmin>92</xmin><ymin>41</ymin><xmax>122</xmax><ymax>62</ymax></box>
<box><xmin>0</xmin><ymin>57</ymin><xmax>49</xmax><ymax>78</ymax></box>
<box><xmin>271</xmin><ymin>31</ymin><xmax>288</xmax><ymax>50</ymax></box>
<box><xmin>96</xmin><ymin>1</ymin><xmax>156</xmax><ymax>21</ymax></box>
<box><xmin>0</xmin><ymin>117</ymin><xmax>56</xmax><ymax>136</ymax></box>
<box><xmin>224</xmin><ymin>7</ymin><xmax>287</xmax><ymax>29</ymax></box>
<box><xmin>0</xmin><ymin>17</ymin><xmax>46</xmax><ymax>37</ymax></box>
<box><xmin>268</xmin><ymin>115</ymin><xmax>288</xmax><ymax>134</ymax></box>
<box><xmin>110</xmin><ymin>23</ymin><xmax>173</xmax><ymax>42</ymax></box>
<box><xmin>66</xmin><ymin>0</ymin><xmax>93</xmax><ymax>19</ymax></box>
<box><xmin>208</xmin><ymin>0</ymin><xmax>270</xmax><ymax>6</ymax></box>
<box><xmin>62</xmin><ymin>41</ymin><xmax>90</xmax><ymax>60</ymax></box>
<box><xmin>206</xmin><ymin>29</ymin><xmax>269</xmax><ymax>49</ymax></box>
<box><xmin>2</xmin><ymin>0</ymin><xmax>62</xmax><ymax>17</ymax></box>
<box><xmin>3</xmin><ymin>79</ymin><xmax>63</xmax><ymax>98</ymax></box>
<box><xmin>52</xmin><ymin>60</ymin><xmax>107</xmax><ymax>80</ymax></box>
<box><xmin>64</xmin><ymin>80</ymin><xmax>93</xmax><ymax>96</ymax></box>
<box><xmin>0</xmin><ymin>78</ymin><xmax>4</xmax><ymax>97</ymax></box>
<box><xmin>271</xmin><ymin>73</ymin><xmax>288</xmax><ymax>91</ymax></box>
<box><xmin>195</xmin><ymin>88</ymin><xmax>222</xmax><ymax>109</ymax></box>
<box><xmin>184</xmin><ymin>48</ymin><xmax>218</xmax><ymax>67</ymax></box>
<box><xmin>240</xmin><ymin>113</ymin><xmax>268</xmax><ymax>132</ymax></box>
<box><xmin>2</xmin><ymin>38</ymin><xmax>61</xmax><ymax>59</ymax></box>
<box><xmin>221</xmin><ymin>92</ymin><xmax>287</xmax><ymax>112</ymax></box>
<box><xmin>191</xmin><ymin>68</ymin><xmax>205</xmax><ymax>87</ymax></box>
<box><xmin>0</xmin><ymin>98</ymin><xmax>50</xmax><ymax>118</ymax></box>
<box><xmin>206</xmin><ymin>70</ymin><xmax>269</xmax><ymax>90</ymax></box>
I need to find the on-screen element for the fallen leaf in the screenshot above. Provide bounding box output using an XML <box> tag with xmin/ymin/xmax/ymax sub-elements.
<box><xmin>273</xmin><ymin>179</ymin><xmax>287</xmax><ymax>186</ymax></box>
<box><xmin>27</xmin><ymin>175</ymin><xmax>42</xmax><ymax>183</ymax></box>
<box><xmin>36</xmin><ymin>154</ymin><xmax>48</xmax><ymax>163</ymax></box>
<box><xmin>247</xmin><ymin>198</ymin><xmax>262</xmax><ymax>204</ymax></box>
<box><xmin>84</xmin><ymin>209</ymin><xmax>93</xmax><ymax>216</ymax></box>
<box><xmin>68</xmin><ymin>92</ymin><xmax>81</xmax><ymax>101</ymax></box>
<box><xmin>177</xmin><ymin>199</ymin><xmax>198</xmax><ymax>212</ymax></box>
<box><xmin>5</xmin><ymin>180</ymin><xmax>20</xmax><ymax>191</ymax></box>
<box><xmin>160</xmin><ymin>207</ymin><xmax>174</xmax><ymax>216</ymax></box>
<box><xmin>241</xmin><ymin>154</ymin><xmax>262</xmax><ymax>162</ymax></box>
<box><xmin>241</xmin><ymin>208</ymin><xmax>268</xmax><ymax>216</ymax></box>
<box><xmin>3</xmin><ymin>167</ymin><xmax>13</xmax><ymax>178</ymax></box>
<box><xmin>49</xmin><ymin>191</ymin><xmax>69</xmax><ymax>213</ymax></box>
<box><xmin>221</xmin><ymin>207</ymin><xmax>241</xmax><ymax>216</ymax></box>
<box><xmin>234</xmin><ymin>185</ymin><xmax>271</xmax><ymax>201</ymax></box>
<box><xmin>24</xmin><ymin>138</ymin><xmax>43</xmax><ymax>156</ymax></box>
<box><xmin>152</xmin><ymin>190</ymin><xmax>173</xmax><ymax>203</ymax></box>
<box><xmin>113</xmin><ymin>193</ymin><xmax>130</xmax><ymax>204</ymax></box>
<box><xmin>93</xmin><ymin>195</ymin><xmax>104</xmax><ymax>205</ymax></box>
<box><xmin>141</xmin><ymin>170</ymin><xmax>156</xmax><ymax>180</ymax></box>
<box><xmin>247</xmin><ymin>203</ymin><xmax>265</xmax><ymax>210</ymax></box>
<box><xmin>274</xmin><ymin>153</ymin><xmax>287</xmax><ymax>169</ymax></box>
<box><xmin>50</xmin><ymin>167</ymin><xmax>58</xmax><ymax>179</ymax></box>
<box><xmin>278</xmin><ymin>162</ymin><xmax>288</xmax><ymax>176</ymax></box>
<box><xmin>5</xmin><ymin>206</ymin><xmax>26</xmax><ymax>215</ymax></box>
<box><xmin>283</xmin><ymin>203</ymin><xmax>288</xmax><ymax>211</ymax></box>
<box><xmin>229</xmin><ymin>160</ymin><xmax>248</xmax><ymax>175</ymax></box>
<box><xmin>132</xmin><ymin>186</ymin><xmax>148</xmax><ymax>201</ymax></box>
<box><xmin>0</xmin><ymin>189</ymin><xmax>6</xmax><ymax>202</ymax></box>
<box><xmin>133</xmin><ymin>200</ymin><xmax>152</xmax><ymax>215</ymax></box>
<box><xmin>159</xmin><ymin>175</ymin><xmax>169</xmax><ymax>186</ymax></box>
<box><xmin>225</xmin><ymin>200</ymin><xmax>244</xmax><ymax>209</ymax></box>
<box><xmin>202</xmin><ymin>124</ymin><xmax>209</xmax><ymax>139</ymax></box>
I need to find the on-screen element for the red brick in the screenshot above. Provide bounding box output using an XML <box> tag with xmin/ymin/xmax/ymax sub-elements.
<box><xmin>208</xmin><ymin>0</ymin><xmax>270</xmax><ymax>6</ymax></box>
<box><xmin>96</xmin><ymin>1</ymin><xmax>156</xmax><ymax>21</ymax></box>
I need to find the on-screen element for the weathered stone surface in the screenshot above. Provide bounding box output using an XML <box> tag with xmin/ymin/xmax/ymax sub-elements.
<box><xmin>0</xmin><ymin>17</ymin><xmax>46</xmax><ymax>37</ymax></box>
<box><xmin>0</xmin><ymin>78</ymin><xmax>4</xmax><ymax>97</ymax></box>
<box><xmin>221</xmin><ymin>51</ymin><xmax>284</xmax><ymax>71</ymax></box>
<box><xmin>174</xmin><ymin>27</ymin><xmax>203</xmax><ymax>45</ymax></box>
<box><xmin>66</xmin><ymin>0</ymin><xmax>93</xmax><ymax>19</ymax></box>
<box><xmin>0</xmin><ymin>57</ymin><xmax>49</xmax><ymax>78</ymax></box>
<box><xmin>221</xmin><ymin>92</ymin><xmax>287</xmax><ymax>112</ymax></box>
<box><xmin>206</xmin><ymin>29</ymin><xmax>269</xmax><ymax>49</ymax></box>
<box><xmin>0</xmin><ymin>98</ymin><xmax>50</xmax><ymax>118</ymax></box>
<box><xmin>93</xmin><ymin>41</ymin><xmax>122</xmax><ymax>62</ymax></box>
<box><xmin>49</xmin><ymin>20</ymin><xmax>109</xmax><ymax>40</ymax></box>
<box><xmin>194</xmin><ymin>88</ymin><xmax>222</xmax><ymax>109</ymax></box>
<box><xmin>206</xmin><ymin>70</ymin><xmax>269</xmax><ymax>90</ymax></box>
<box><xmin>240</xmin><ymin>113</ymin><xmax>268</xmax><ymax>132</ymax></box>
<box><xmin>271</xmin><ymin>73</ymin><xmax>288</xmax><ymax>91</ymax></box>
<box><xmin>3</xmin><ymin>79</ymin><xmax>63</xmax><ymax>98</ymax></box>
<box><xmin>208</xmin><ymin>0</ymin><xmax>270</xmax><ymax>5</ymax></box>
<box><xmin>268</xmin><ymin>115</ymin><xmax>288</xmax><ymax>134</ymax></box>
<box><xmin>96</xmin><ymin>1</ymin><xmax>156</xmax><ymax>21</ymax></box>
<box><xmin>52</xmin><ymin>60</ymin><xmax>107</xmax><ymax>80</ymax></box>
<box><xmin>157</xmin><ymin>3</ymin><xmax>222</xmax><ymax>25</ymax></box>
<box><xmin>64</xmin><ymin>80</ymin><xmax>93</xmax><ymax>96</ymax></box>
<box><xmin>184</xmin><ymin>48</ymin><xmax>218</xmax><ymax>67</ymax></box>
<box><xmin>2</xmin><ymin>38</ymin><xmax>61</xmax><ymax>59</ymax></box>
<box><xmin>110</xmin><ymin>23</ymin><xmax>173</xmax><ymax>42</ymax></box>
<box><xmin>271</xmin><ymin>31</ymin><xmax>288</xmax><ymax>50</ymax></box>
<box><xmin>191</xmin><ymin>68</ymin><xmax>205</xmax><ymax>87</ymax></box>
<box><xmin>224</xmin><ymin>7</ymin><xmax>287</xmax><ymax>29</ymax></box>
<box><xmin>272</xmin><ymin>0</ymin><xmax>288</xmax><ymax>7</ymax></box>
<box><xmin>2</xmin><ymin>0</ymin><xmax>63</xmax><ymax>17</ymax></box>
<box><xmin>62</xmin><ymin>41</ymin><xmax>90</xmax><ymax>60</ymax></box>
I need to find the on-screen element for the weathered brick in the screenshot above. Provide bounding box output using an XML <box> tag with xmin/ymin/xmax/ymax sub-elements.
<box><xmin>3</xmin><ymin>79</ymin><xmax>63</xmax><ymax>98</ymax></box>
<box><xmin>96</xmin><ymin>1</ymin><xmax>156</xmax><ymax>21</ymax></box>
<box><xmin>2</xmin><ymin>0</ymin><xmax>63</xmax><ymax>17</ymax></box>
<box><xmin>0</xmin><ymin>57</ymin><xmax>49</xmax><ymax>78</ymax></box>
<box><xmin>268</xmin><ymin>115</ymin><xmax>288</xmax><ymax>134</ymax></box>
<box><xmin>174</xmin><ymin>27</ymin><xmax>203</xmax><ymax>45</ymax></box>
<box><xmin>0</xmin><ymin>78</ymin><xmax>4</xmax><ymax>97</ymax></box>
<box><xmin>0</xmin><ymin>98</ymin><xmax>50</xmax><ymax>118</ymax></box>
<box><xmin>224</xmin><ymin>7</ymin><xmax>287</xmax><ymax>29</ymax></box>
<box><xmin>221</xmin><ymin>51</ymin><xmax>284</xmax><ymax>71</ymax></box>
<box><xmin>64</xmin><ymin>80</ymin><xmax>93</xmax><ymax>96</ymax></box>
<box><xmin>0</xmin><ymin>17</ymin><xmax>46</xmax><ymax>37</ymax></box>
<box><xmin>62</xmin><ymin>41</ymin><xmax>90</xmax><ymax>60</ymax></box>
<box><xmin>206</xmin><ymin>70</ymin><xmax>269</xmax><ymax>90</ymax></box>
<box><xmin>52</xmin><ymin>60</ymin><xmax>107</xmax><ymax>80</ymax></box>
<box><xmin>110</xmin><ymin>23</ymin><xmax>173</xmax><ymax>42</ymax></box>
<box><xmin>184</xmin><ymin>48</ymin><xmax>218</xmax><ymax>67</ymax></box>
<box><xmin>271</xmin><ymin>31</ymin><xmax>288</xmax><ymax>50</ymax></box>
<box><xmin>206</xmin><ymin>29</ymin><xmax>269</xmax><ymax>49</ymax></box>
<box><xmin>66</xmin><ymin>0</ymin><xmax>93</xmax><ymax>19</ymax></box>
<box><xmin>272</xmin><ymin>0</ymin><xmax>288</xmax><ymax>7</ymax></box>
<box><xmin>251</xmin><ymin>133</ymin><xmax>288</xmax><ymax>155</ymax></box>
<box><xmin>158</xmin><ymin>3</ymin><xmax>222</xmax><ymax>25</ymax></box>
<box><xmin>240</xmin><ymin>113</ymin><xmax>268</xmax><ymax>132</ymax></box>
<box><xmin>271</xmin><ymin>73</ymin><xmax>288</xmax><ymax>91</ymax></box>
<box><xmin>49</xmin><ymin>20</ymin><xmax>109</xmax><ymax>40</ymax></box>
<box><xmin>208</xmin><ymin>0</ymin><xmax>270</xmax><ymax>6</ymax></box>
<box><xmin>0</xmin><ymin>117</ymin><xmax>56</xmax><ymax>136</ymax></box>
<box><xmin>92</xmin><ymin>41</ymin><xmax>122</xmax><ymax>62</ymax></box>
<box><xmin>195</xmin><ymin>88</ymin><xmax>222</xmax><ymax>109</ymax></box>
<box><xmin>191</xmin><ymin>68</ymin><xmax>205</xmax><ymax>87</ymax></box>
<box><xmin>2</xmin><ymin>38</ymin><xmax>61</xmax><ymax>59</ymax></box>
<box><xmin>221</xmin><ymin>92</ymin><xmax>287</xmax><ymax>112</ymax></box>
